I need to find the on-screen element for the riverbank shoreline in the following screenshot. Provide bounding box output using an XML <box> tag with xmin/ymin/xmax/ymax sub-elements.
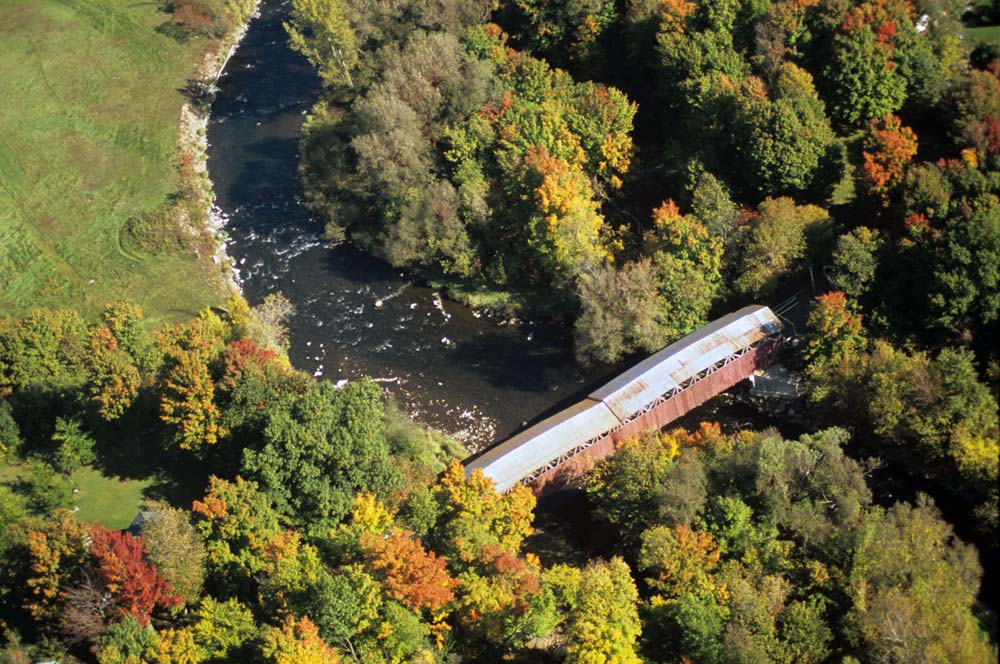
<box><xmin>176</xmin><ymin>2</ymin><xmax>263</xmax><ymax>301</ymax></box>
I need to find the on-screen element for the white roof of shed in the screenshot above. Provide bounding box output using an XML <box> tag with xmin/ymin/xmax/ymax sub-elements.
<box><xmin>589</xmin><ymin>305</ymin><xmax>782</xmax><ymax>421</ymax></box>
<box><xmin>465</xmin><ymin>399</ymin><xmax>621</xmax><ymax>492</ymax></box>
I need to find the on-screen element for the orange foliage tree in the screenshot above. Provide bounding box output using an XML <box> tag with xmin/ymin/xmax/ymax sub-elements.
<box><xmin>261</xmin><ymin>615</ymin><xmax>340</xmax><ymax>664</ymax></box>
<box><xmin>638</xmin><ymin>524</ymin><xmax>725</xmax><ymax>603</ymax></box>
<box><xmin>519</xmin><ymin>146</ymin><xmax>612</xmax><ymax>281</ymax></box>
<box><xmin>86</xmin><ymin>326</ymin><xmax>140</xmax><ymax>421</ymax></box>
<box><xmin>24</xmin><ymin>510</ymin><xmax>89</xmax><ymax>625</ymax></box>
<box><xmin>360</xmin><ymin>528</ymin><xmax>457</xmax><ymax>615</ymax></box>
<box><xmin>862</xmin><ymin>114</ymin><xmax>918</xmax><ymax>205</ymax></box>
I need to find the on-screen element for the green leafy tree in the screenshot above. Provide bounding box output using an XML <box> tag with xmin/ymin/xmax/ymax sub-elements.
<box><xmin>191</xmin><ymin>476</ymin><xmax>283</xmax><ymax>595</ymax></box>
<box><xmin>240</xmin><ymin>379</ymin><xmax>398</xmax><ymax>529</ymax></box>
<box><xmin>51</xmin><ymin>416</ymin><xmax>96</xmax><ymax>474</ymax></box>
<box><xmin>824</xmin><ymin>2</ymin><xmax>909</xmax><ymax>125</ymax></box>
<box><xmin>737</xmin><ymin>64</ymin><xmax>836</xmax><ymax>194</ymax></box>
<box><xmin>734</xmin><ymin>198</ymin><xmax>831</xmax><ymax>298</ymax></box>
<box><xmin>95</xmin><ymin>614</ymin><xmax>158</xmax><ymax>664</ymax></box>
<box><xmin>101</xmin><ymin>302</ymin><xmax>160</xmax><ymax>377</ymax></box>
<box><xmin>829</xmin><ymin>227</ymin><xmax>882</xmax><ymax>300</ymax></box>
<box><xmin>190</xmin><ymin>596</ymin><xmax>257</xmax><ymax>661</ymax></box>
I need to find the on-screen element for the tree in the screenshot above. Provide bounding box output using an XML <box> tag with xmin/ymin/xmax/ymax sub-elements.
<box><xmin>647</xmin><ymin>200</ymin><xmax>724</xmax><ymax>342</ymax></box>
<box><xmin>520</xmin><ymin>145</ymin><xmax>612</xmax><ymax>282</ymax></box>
<box><xmin>825</xmin><ymin>2</ymin><xmax>909</xmax><ymax>125</ymax></box>
<box><xmin>140</xmin><ymin>501</ymin><xmax>206</xmax><ymax>606</ymax></box>
<box><xmin>250</xmin><ymin>293</ymin><xmax>295</xmax><ymax>353</ymax></box>
<box><xmin>87</xmin><ymin>526</ymin><xmax>181</xmax><ymax>626</ymax></box>
<box><xmin>928</xmin><ymin>202</ymin><xmax>1000</xmax><ymax>336</ymax></box>
<box><xmin>829</xmin><ymin>227</ymin><xmax>882</xmax><ymax>300</ymax></box>
<box><xmin>574</xmin><ymin>259</ymin><xmax>668</xmax><ymax>364</ymax></box>
<box><xmin>51</xmin><ymin>416</ymin><xmax>97</xmax><ymax>474</ymax></box>
<box><xmin>691</xmin><ymin>171</ymin><xmax>739</xmax><ymax>246</ymax></box>
<box><xmin>802</xmin><ymin>292</ymin><xmax>867</xmax><ymax>365</ymax></box>
<box><xmin>588</xmin><ymin>430</ymin><xmax>687</xmax><ymax>540</ymax></box>
<box><xmin>360</xmin><ymin>528</ymin><xmax>457</xmax><ymax>614</ymax></box>
<box><xmin>95</xmin><ymin>614</ymin><xmax>158</xmax><ymax>664</ymax></box>
<box><xmin>190</xmin><ymin>596</ymin><xmax>257</xmax><ymax>661</ymax></box>
<box><xmin>285</xmin><ymin>0</ymin><xmax>358</xmax><ymax>87</ymax></box>
<box><xmin>734</xmin><ymin>198</ymin><xmax>831</xmax><ymax>298</ymax></box>
<box><xmin>430</xmin><ymin>461</ymin><xmax>536</xmax><ymax>562</ymax></box>
<box><xmin>451</xmin><ymin>544</ymin><xmax>555</xmax><ymax>651</ymax></box>
<box><xmin>846</xmin><ymin>497</ymin><xmax>995</xmax><ymax>664</ymax></box>
<box><xmin>737</xmin><ymin>65</ymin><xmax>836</xmax><ymax>194</ymax></box>
<box><xmin>23</xmin><ymin>509</ymin><xmax>89</xmax><ymax>626</ymax></box>
<box><xmin>151</xmin><ymin>628</ymin><xmax>202</xmax><ymax>664</ymax></box>
<box><xmin>191</xmin><ymin>475</ymin><xmax>283</xmax><ymax>594</ymax></box>
<box><xmin>159</xmin><ymin>350</ymin><xmax>225</xmax><ymax>450</ymax></box>
<box><xmin>101</xmin><ymin>302</ymin><xmax>159</xmax><ymax>376</ymax></box>
<box><xmin>240</xmin><ymin>379</ymin><xmax>398</xmax><ymax>529</ymax></box>
<box><xmin>563</xmin><ymin>557</ymin><xmax>642</xmax><ymax>664</ymax></box>
<box><xmin>638</xmin><ymin>525</ymin><xmax>723</xmax><ymax>602</ymax></box>
<box><xmin>779</xmin><ymin>600</ymin><xmax>833</xmax><ymax>664</ymax></box>
<box><xmin>260</xmin><ymin>615</ymin><xmax>340</xmax><ymax>664</ymax></box>
<box><xmin>86</xmin><ymin>327</ymin><xmax>140</xmax><ymax>421</ymax></box>
<box><xmin>0</xmin><ymin>307</ymin><xmax>88</xmax><ymax>398</ymax></box>
<box><xmin>862</xmin><ymin>114</ymin><xmax>918</xmax><ymax>205</ymax></box>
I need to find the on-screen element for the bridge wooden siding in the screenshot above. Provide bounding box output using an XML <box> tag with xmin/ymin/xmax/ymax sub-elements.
<box><xmin>464</xmin><ymin>306</ymin><xmax>784</xmax><ymax>494</ymax></box>
<box><xmin>529</xmin><ymin>336</ymin><xmax>781</xmax><ymax>493</ymax></box>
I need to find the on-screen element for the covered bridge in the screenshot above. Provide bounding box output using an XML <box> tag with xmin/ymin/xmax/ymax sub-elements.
<box><xmin>465</xmin><ymin>305</ymin><xmax>783</xmax><ymax>492</ymax></box>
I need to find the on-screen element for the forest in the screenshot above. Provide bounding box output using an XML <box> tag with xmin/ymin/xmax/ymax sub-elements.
<box><xmin>0</xmin><ymin>0</ymin><xmax>998</xmax><ymax>662</ymax></box>
<box><xmin>0</xmin><ymin>301</ymin><xmax>995</xmax><ymax>662</ymax></box>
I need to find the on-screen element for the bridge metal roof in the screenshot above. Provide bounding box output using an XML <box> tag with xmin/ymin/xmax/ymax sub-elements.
<box><xmin>465</xmin><ymin>399</ymin><xmax>621</xmax><ymax>492</ymax></box>
<box><xmin>466</xmin><ymin>305</ymin><xmax>782</xmax><ymax>492</ymax></box>
<box><xmin>589</xmin><ymin>305</ymin><xmax>782</xmax><ymax>420</ymax></box>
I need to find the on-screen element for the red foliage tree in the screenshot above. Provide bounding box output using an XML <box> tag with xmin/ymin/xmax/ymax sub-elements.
<box><xmin>219</xmin><ymin>338</ymin><xmax>281</xmax><ymax>389</ymax></box>
<box><xmin>88</xmin><ymin>526</ymin><xmax>182</xmax><ymax>626</ymax></box>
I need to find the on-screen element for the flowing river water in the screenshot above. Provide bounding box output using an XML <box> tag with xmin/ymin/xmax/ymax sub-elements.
<box><xmin>206</xmin><ymin>0</ymin><xmax>609</xmax><ymax>448</ymax></box>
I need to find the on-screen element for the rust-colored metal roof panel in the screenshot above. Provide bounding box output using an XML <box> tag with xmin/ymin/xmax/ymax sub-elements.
<box><xmin>465</xmin><ymin>399</ymin><xmax>622</xmax><ymax>492</ymax></box>
<box><xmin>589</xmin><ymin>305</ymin><xmax>782</xmax><ymax>421</ymax></box>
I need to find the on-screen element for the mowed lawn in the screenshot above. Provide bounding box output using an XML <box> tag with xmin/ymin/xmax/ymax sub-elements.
<box><xmin>0</xmin><ymin>462</ymin><xmax>151</xmax><ymax>529</ymax></box>
<box><xmin>0</xmin><ymin>0</ymin><xmax>225</xmax><ymax>326</ymax></box>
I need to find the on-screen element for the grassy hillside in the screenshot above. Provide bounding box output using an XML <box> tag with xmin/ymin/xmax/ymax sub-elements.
<box><xmin>0</xmin><ymin>0</ymin><xmax>225</xmax><ymax>326</ymax></box>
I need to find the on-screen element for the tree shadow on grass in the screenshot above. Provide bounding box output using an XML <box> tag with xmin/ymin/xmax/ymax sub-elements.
<box><xmin>155</xmin><ymin>20</ymin><xmax>191</xmax><ymax>43</ymax></box>
<box><xmin>86</xmin><ymin>390</ymin><xmax>215</xmax><ymax>510</ymax></box>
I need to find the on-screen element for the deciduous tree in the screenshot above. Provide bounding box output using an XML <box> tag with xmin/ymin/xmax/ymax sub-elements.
<box><xmin>563</xmin><ymin>557</ymin><xmax>642</xmax><ymax>664</ymax></box>
<box><xmin>87</xmin><ymin>526</ymin><xmax>181</xmax><ymax>625</ymax></box>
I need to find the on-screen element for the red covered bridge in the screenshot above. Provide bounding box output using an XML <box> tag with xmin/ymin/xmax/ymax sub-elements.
<box><xmin>465</xmin><ymin>305</ymin><xmax>784</xmax><ymax>493</ymax></box>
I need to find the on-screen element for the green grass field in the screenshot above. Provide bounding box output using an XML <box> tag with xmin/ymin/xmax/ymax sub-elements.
<box><xmin>0</xmin><ymin>462</ymin><xmax>151</xmax><ymax>529</ymax></box>
<box><xmin>0</xmin><ymin>0</ymin><xmax>225</xmax><ymax>326</ymax></box>
<box><xmin>967</xmin><ymin>24</ymin><xmax>1000</xmax><ymax>47</ymax></box>
<box><xmin>71</xmin><ymin>466</ymin><xmax>152</xmax><ymax>529</ymax></box>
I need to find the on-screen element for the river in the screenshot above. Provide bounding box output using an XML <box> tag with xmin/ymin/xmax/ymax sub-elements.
<box><xmin>206</xmin><ymin>0</ymin><xmax>607</xmax><ymax>448</ymax></box>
